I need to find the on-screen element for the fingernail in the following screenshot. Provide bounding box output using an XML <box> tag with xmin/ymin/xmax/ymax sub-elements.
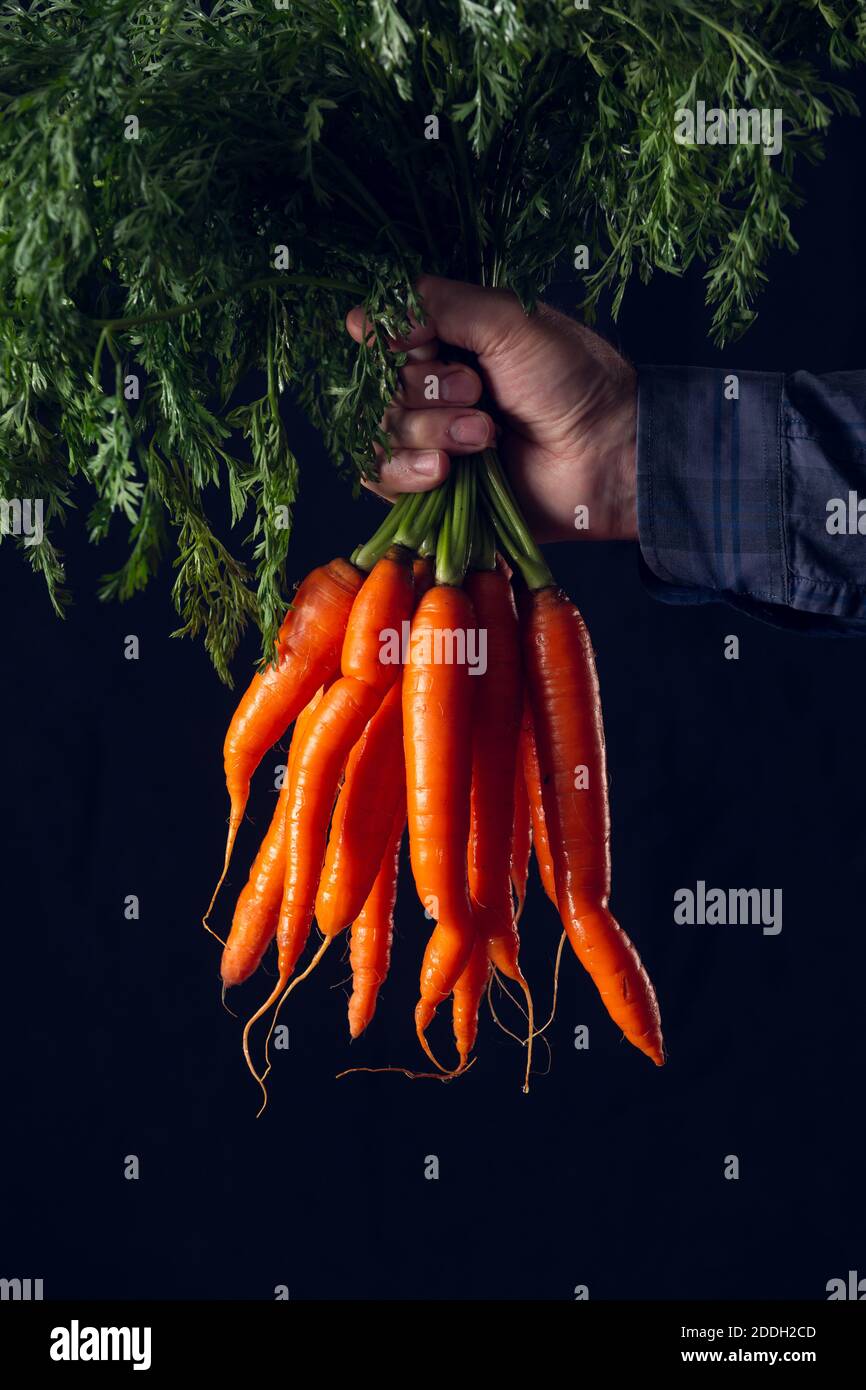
<box><xmin>441</xmin><ymin>372</ymin><xmax>475</xmax><ymax>403</ymax></box>
<box><xmin>412</xmin><ymin>452</ymin><xmax>441</xmax><ymax>475</ymax></box>
<box><xmin>449</xmin><ymin>414</ymin><xmax>489</xmax><ymax>445</ymax></box>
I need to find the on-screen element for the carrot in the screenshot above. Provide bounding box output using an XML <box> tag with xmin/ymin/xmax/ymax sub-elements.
<box><xmin>403</xmin><ymin>583</ymin><xmax>477</xmax><ymax>1061</ymax></box>
<box><xmin>452</xmin><ymin>930</ymin><xmax>490</xmax><ymax>1065</ymax></box>
<box><xmin>412</xmin><ymin>554</ymin><xmax>436</xmax><ymax>609</ymax></box>
<box><xmin>507</xmin><ymin>554</ymin><xmax>529</xmax><ymax>953</ymax></box>
<box><xmin>205</xmin><ymin>557</ymin><xmax>363</xmax><ymax>925</ymax></box>
<box><xmin>462</xmin><ymin>566</ymin><xmax>534</xmax><ymax>1084</ymax></box>
<box><xmin>315</xmin><ymin>559</ymin><xmax>433</xmax><ymax>936</ymax></box>
<box><xmin>510</xmin><ymin>750</ymin><xmax>531</xmax><ymax>923</ymax></box>
<box><xmin>520</xmin><ymin>585</ymin><xmax>665</xmax><ymax>1066</ymax></box>
<box><xmin>347</xmin><ymin>797</ymin><xmax>405</xmax><ymax>1038</ymax></box>
<box><xmin>242</xmin><ymin>546</ymin><xmax>415</xmax><ymax>1084</ymax></box>
<box><xmin>280</xmin><ymin>546</ymin><xmax>414</xmax><ymax>963</ymax></box>
<box><xmin>519</xmin><ymin>695</ymin><xmax>558</xmax><ymax>908</ymax></box>
<box><xmin>220</xmin><ymin>686</ymin><xmax>325</xmax><ymax>988</ymax></box>
<box><xmin>465</xmin><ymin>568</ymin><xmax>524</xmax><ymax>972</ymax></box>
<box><xmin>314</xmin><ymin>677</ymin><xmax>404</xmax><ymax>936</ymax></box>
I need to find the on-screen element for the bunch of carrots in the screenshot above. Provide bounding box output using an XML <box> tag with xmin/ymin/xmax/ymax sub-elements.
<box><xmin>205</xmin><ymin>448</ymin><xmax>664</xmax><ymax>1103</ymax></box>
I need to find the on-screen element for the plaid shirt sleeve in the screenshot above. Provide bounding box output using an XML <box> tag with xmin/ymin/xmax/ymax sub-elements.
<box><xmin>636</xmin><ymin>365</ymin><xmax>866</xmax><ymax>635</ymax></box>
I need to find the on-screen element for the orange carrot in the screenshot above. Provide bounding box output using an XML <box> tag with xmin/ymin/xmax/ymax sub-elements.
<box><xmin>280</xmin><ymin>546</ymin><xmax>413</xmax><ymax>964</ymax></box>
<box><xmin>464</xmin><ymin>568</ymin><xmax>524</xmax><ymax>977</ymax></box>
<box><xmin>220</xmin><ymin>687</ymin><xmax>324</xmax><ymax>988</ymax></box>
<box><xmin>316</xmin><ymin>557</ymin><xmax>433</xmax><ymax>936</ymax></box>
<box><xmin>206</xmin><ymin>558</ymin><xmax>363</xmax><ymax>923</ymax></box>
<box><xmin>347</xmin><ymin>797</ymin><xmax>405</xmax><ymax>1038</ymax></box>
<box><xmin>520</xmin><ymin>695</ymin><xmax>558</xmax><ymax>908</ymax></box>
<box><xmin>315</xmin><ymin>680</ymin><xmax>404</xmax><ymax>936</ymax></box>
<box><xmin>461</xmin><ymin>566</ymin><xmax>533</xmax><ymax>1080</ymax></box>
<box><xmin>412</xmin><ymin>554</ymin><xmax>436</xmax><ymax>598</ymax></box>
<box><xmin>403</xmin><ymin>583</ymin><xmax>477</xmax><ymax>1059</ymax></box>
<box><xmin>520</xmin><ymin>585</ymin><xmax>665</xmax><ymax>1066</ymax></box>
<box><xmin>243</xmin><ymin>547</ymin><xmax>415</xmax><ymax>1079</ymax></box>
<box><xmin>510</xmin><ymin>750</ymin><xmax>531</xmax><ymax>924</ymax></box>
<box><xmin>452</xmin><ymin>930</ymin><xmax>490</xmax><ymax>1065</ymax></box>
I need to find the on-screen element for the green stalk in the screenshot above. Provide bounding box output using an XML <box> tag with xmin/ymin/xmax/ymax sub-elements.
<box><xmin>478</xmin><ymin>449</ymin><xmax>553</xmax><ymax>591</ymax></box>
<box><xmin>394</xmin><ymin>483</ymin><xmax>448</xmax><ymax>552</ymax></box>
<box><xmin>459</xmin><ymin>175</ymin><xmax>551</xmax><ymax>588</ymax></box>
<box><xmin>469</xmin><ymin>498</ymin><xmax>496</xmax><ymax>571</ymax></box>
<box><xmin>351</xmin><ymin>483</ymin><xmax>449</xmax><ymax>571</ymax></box>
<box><xmin>351</xmin><ymin>494</ymin><xmax>413</xmax><ymax>570</ymax></box>
<box><xmin>435</xmin><ymin>460</ymin><xmax>476</xmax><ymax>586</ymax></box>
<box><xmin>432</xmin><ymin>475</ymin><xmax>455</xmax><ymax>579</ymax></box>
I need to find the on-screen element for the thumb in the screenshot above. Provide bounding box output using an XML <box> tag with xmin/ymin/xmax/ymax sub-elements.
<box><xmin>414</xmin><ymin>274</ymin><xmax>530</xmax><ymax>361</ymax></box>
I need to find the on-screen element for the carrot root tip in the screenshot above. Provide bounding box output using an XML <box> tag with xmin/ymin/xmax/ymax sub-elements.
<box><xmin>414</xmin><ymin>998</ymin><xmax>436</xmax><ymax>1033</ymax></box>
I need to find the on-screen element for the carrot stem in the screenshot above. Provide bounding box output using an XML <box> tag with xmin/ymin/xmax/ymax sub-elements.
<box><xmin>352</xmin><ymin>486</ymin><xmax>447</xmax><ymax>572</ymax></box>
<box><xmin>469</xmin><ymin>500</ymin><xmax>496</xmax><ymax>571</ymax></box>
<box><xmin>435</xmin><ymin>460</ymin><xmax>476</xmax><ymax>586</ymax></box>
<box><xmin>352</xmin><ymin>493</ymin><xmax>413</xmax><ymax>570</ymax></box>
<box><xmin>479</xmin><ymin>449</ymin><xmax>553</xmax><ymax>591</ymax></box>
<box><xmin>394</xmin><ymin>483</ymin><xmax>448</xmax><ymax>552</ymax></box>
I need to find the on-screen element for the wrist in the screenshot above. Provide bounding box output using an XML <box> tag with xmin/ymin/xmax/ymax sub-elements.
<box><xmin>587</xmin><ymin>361</ymin><xmax>638</xmax><ymax>541</ymax></box>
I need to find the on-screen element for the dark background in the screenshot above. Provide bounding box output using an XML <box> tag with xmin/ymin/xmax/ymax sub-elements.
<box><xmin>2</xmin><ymin>93</ymin><xmax>865</xmax><ymax>1303</ymax></box>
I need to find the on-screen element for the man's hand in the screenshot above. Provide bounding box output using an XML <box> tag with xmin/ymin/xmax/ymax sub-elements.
<box><xmin>345</xmin><ymin>273</ymin><xmax>637</xmax><ymax>542</ymax></box>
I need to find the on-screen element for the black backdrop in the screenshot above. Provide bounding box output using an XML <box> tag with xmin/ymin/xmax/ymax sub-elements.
<box><xmin>2</xmin><ymin>91</ymin><xmax>865</xmax><ymax>1304</ymax></box>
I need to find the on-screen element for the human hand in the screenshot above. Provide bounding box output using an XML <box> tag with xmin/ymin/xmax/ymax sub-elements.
<box><xmin>345</xmin><ymin>273</ymin><xmax>637</xmax><ymax>542</ymax></box>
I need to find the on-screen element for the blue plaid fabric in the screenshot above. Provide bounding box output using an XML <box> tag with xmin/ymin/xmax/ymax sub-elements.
<box><xmin>636</xmin><ymin>366</ymin><xmax>866</xmax><ymax>635</ymax></box>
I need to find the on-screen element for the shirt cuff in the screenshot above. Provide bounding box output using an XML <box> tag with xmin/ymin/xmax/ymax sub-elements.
<box><xmin>636</xmin><ymin>365</ymin><xmax>787</xmax><ymax>606</ymax></box>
